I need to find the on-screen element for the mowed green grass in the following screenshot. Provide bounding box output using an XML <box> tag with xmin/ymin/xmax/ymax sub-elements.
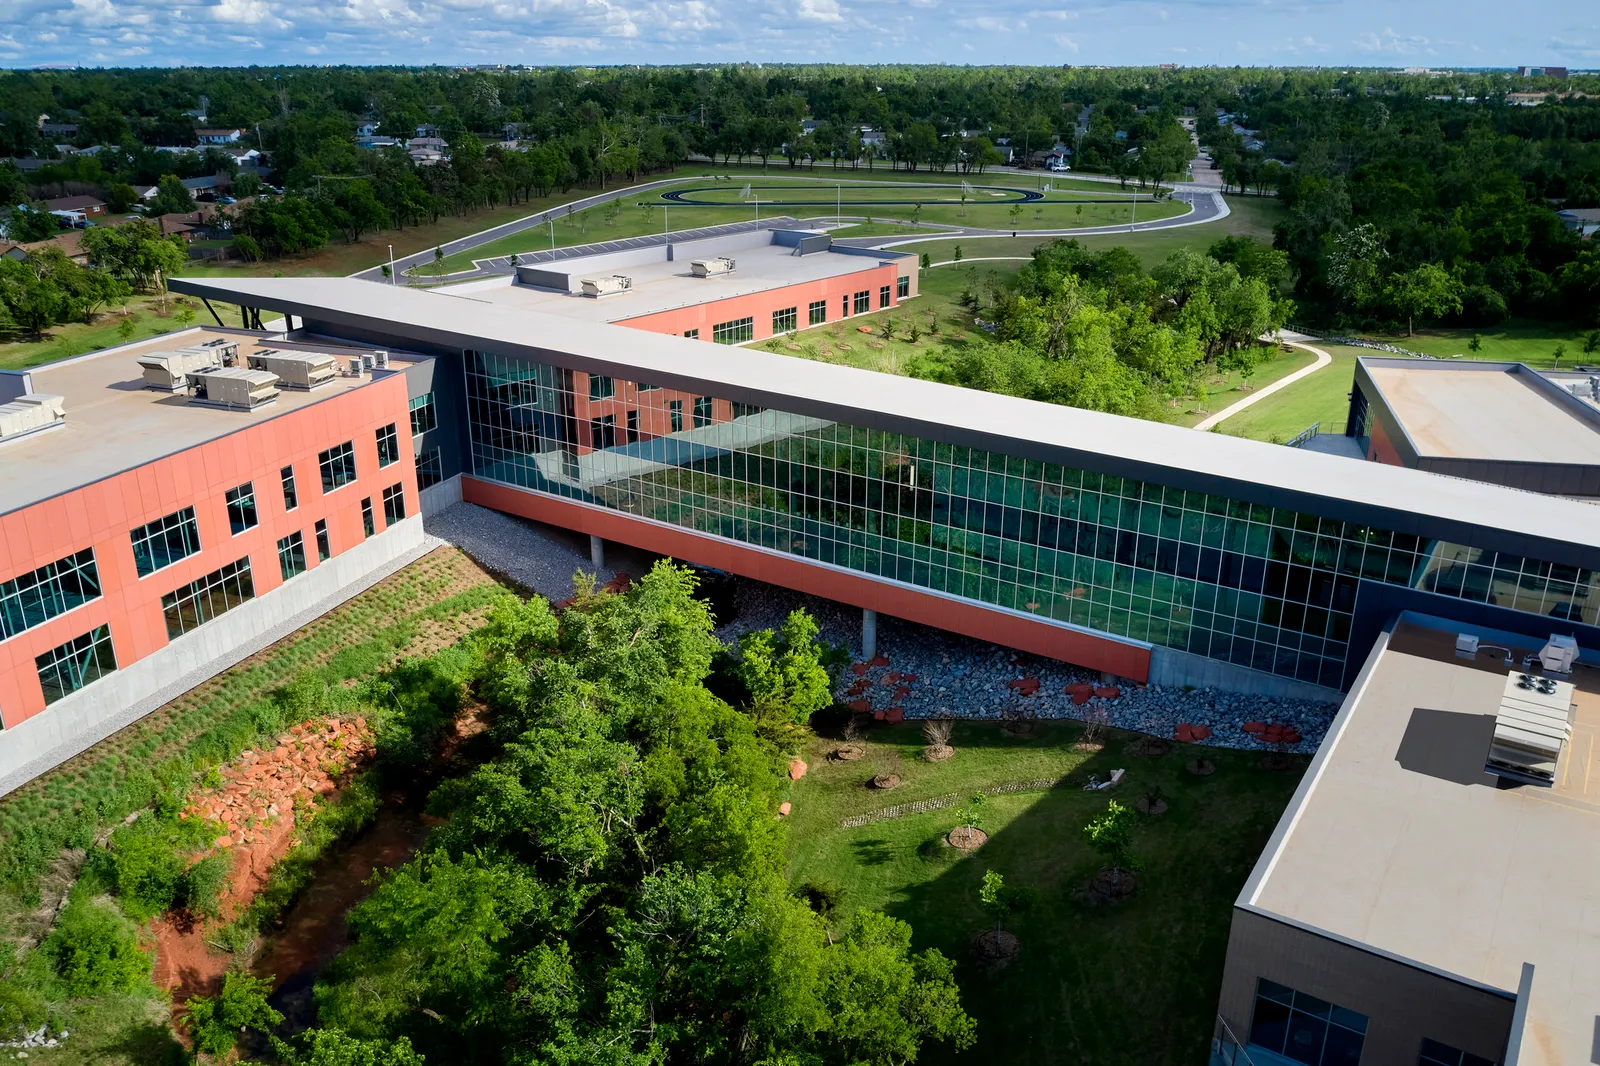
<box><xmin>1337</xmin><ymin>320</ymin><xmax>1600</xmax><ymax>369</ymax></box>
<box><xmin>894</xmin><ymin>194</ymin><xmax>1285</xmax><ymax>268</ymax></box>
<box><xmin>0</xmin><ymin>293</ymin><xmax>202</xmax><ymax>372</ymax></box>
<box><xmin>1212</xmin><ymin>343</ymin><xmax>1363</xmax><ymax>442</ymax></box>
<box><xmin>785</xmin><ymin>720</ymin><xmax>1303</xmax><ymax>1066</ymax></box>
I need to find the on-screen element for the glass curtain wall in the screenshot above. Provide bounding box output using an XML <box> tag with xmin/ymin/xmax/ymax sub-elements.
<box><xmin>465</xmin><ymin>352</ymin><xmax>1598</xmax><ymax>689</ymax></box>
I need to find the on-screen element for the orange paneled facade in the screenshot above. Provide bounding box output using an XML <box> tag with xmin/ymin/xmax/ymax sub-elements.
<box><xmin>613</xmin><ymin>263</ymin><xmax>902</xmax><ymax>343</ymax></box>
<box><xmin>464</xmin><ymin>477</ymin><xmax>1154</xmax><ymax>683</ymax></box>
<box><xmin>0</xmin><ymin>376</ymin><xmax>416</xmax><ymax>727</ymax></box>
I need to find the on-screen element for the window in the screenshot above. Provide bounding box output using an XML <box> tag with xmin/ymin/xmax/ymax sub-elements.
<box><xmin>841</xmin><ymin>294</ymin><xmax>850</xmax><ymax>317</ymax></box>
<box><xmin>36</xmin><ymin>625</ymin><xmax>116</xmax><ymax>705</ymax></box>
<box><xmin>1</xmin><ymin>549</ymin><xmax>101</xmax><ymax>642</ymax></box>
<box><xmin>314</xmin><ymin>519</ymin><xmax>331</xmax><ymax>562</ymax></box>
<box><xmin>1419</xmin><ymin>1039</ymin><xmax>1494</xmax><ymax>1066</ymax></box>
<box><xmin>897</xmin><ymin>275</ymin><xmax>910</xmax><ymax>299</ymax></box>
<box><xmin>382</xmin><ymin>484</ymin><xmax>406</xmax><ymax>526</ymax></box>
<box><xmin>853</xmin><ymin>290</ymin><xmax>871</xmax><ymax>315</ymax></box>
<box><xmin>280</xmin><ymin>465</ymin><xmax>298</xmax><ymax>511</ymax></box>
<box><xmin>773</xmin><ymin>306</ymin><xmax>797</xmax><ymax>334</ymax></box>
<box><xmin>319</xmin><ymin>441</ymin><xmax>357</xmax><ymax>493</ymax></box>
<box><xmin>639</xmin><ymin>381</ymin><xmax>661</xmax><ymax>391</ymax></box>
<box><xmin>732</xmin><ymin>401</ymin><xmax>765</xmax><ymax>419</ymax></box>
<box><xmin>712</xmin><ymin>317</ymin><xmax>754</xmax><ymax>344</ymax></box>
<box><xmin>225</xmin><ymin>483</ymin><xmax>257</xmax><ymax>535</ymax></box>
<box><xmin>693</xmin><ymin>396</ymin><xmax>713</xmax><ymax>429</ymax></box>
<box><xmin>161</xmin><ymin>558</ymin><xmax>253</xmax><ymax>639</ymax></box>
<box><xmin>879</xmin><ymin>285</ymin><xmax>892</xmax><ymax>308</ymax></box>
<box><xmin>591</xmin><ymin>415</ymin><xmax>616</xmax><ymax>450</ymax></box>
<box><xmin>683</xmin><ymin>329</ymin><xmax>699</xmax><ymax>340</ymax></box>
<box><xmin>376</xmin><ymin>423</ymin><xmax>400</xmax><ymax>468</ymax></box>
<box><xmin>277</xmin><ymin>532</ymin><xmax>306</xmax><ymax>580</ymax></box>
<box><xmin>1248</xmin><ymin>979</ymin><xmax>1366</xmax><ymax>1066</ymax></box>
<box><xmin>809</xmin><ymin>299</ymin><xmax>827</xmax><ymax>325</ymax></box>
<box><xmin>361</xmin><ymin>497</ymin><xmax>375</xmax><ymax>538</ymax></box>
<box><xmin>626</xmin><ymin>410</ymin><xmax>638</xmax><ymax>441</ymax></box>
<box><xmin>588</xmin><ymin>374</ymin><xmax>614</xmax><ymax>401</ymax></box>
<box><xmin>408</xmin><ymin>392</ymin><xmax>436</xmax><ymax>436</ymax></box>
<box><xmin>417</xmin><ymin>447</ymin><xmax>443</xmax><ymax>490</ymax></box>
<box><xmin>669</xmin><ymin>400</ymin><xmax>683</xmax><ymax>433</ymax></box>
<box><xmin>130</xmin><ymin>507</ymin><xmax>201</xmax><ymax>577</ymax></box>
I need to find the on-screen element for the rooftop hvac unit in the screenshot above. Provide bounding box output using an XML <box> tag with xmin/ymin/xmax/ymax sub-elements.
<box><xmin>188</xmin><ymin>367</ymin><xmax>280</xmax><ymax>410</ymax></box>
<box><xmin>689</xmin><ymin>257</ymin><xmax>736</xmax><ymax>278</ymax></box>
<box><xmin>0</xmin><ymin>393</ymin><xmax>66</xmax><ymax>444</ymax></box>
<box><xmin>1539</xmin><ymin>634</ymin><xmax>1579</xmax><ymax>675</ymax></box>
<box><xmin>580</xmin><ymin>274</ymin><xmax>634</xmax><ymax>297</ymax></box>
<box><xmin>137</xmin><ymin>347</ymin><xmax>226</xmax><ymax>391</ymax></box>
<box><xmin>362</xmin><ymin>353</ymin><xmax>375</xmax><ymax>372</ymax></box>
<box><xmin>1485</xmin><ymin>669</ymin><xmax>1575</xmax><ymax>787</ymax></box>
<box><xmin>344</xmin><ymin>357</ymin><xmax>364</xmax><ymax>377</ymax></box>
<box><xmin>246</xmin><ymin>350</ymin><xmax>337</xmax><ymax>390</ymax></box>
<box><xmin>192</xmin><ymin>338</ymin><xmax>241</xmax><ymax>366</ymax></box>
<box><xmin>373</xmin><ymin>350</ymin><xmax>390</xmax><ymax>370</ymax></box>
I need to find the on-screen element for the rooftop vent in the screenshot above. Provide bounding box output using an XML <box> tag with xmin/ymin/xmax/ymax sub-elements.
<box><xmin>137</xmin><ymin>345</ymin><xmax>237</xmax><ymax>391</ymax></box>
<box><xmin>0</xmin><ymin>393</ymin><xmax>66</xmax><ymax>445</ymax></box>
<box><xmin>188</xmin><ymin>367</ymin><xmax>279</xmax><ymax>410</ymax></box>
<box><xmin>246</xmin><ymin>349</ymin><xmax>336</xmax><ymax>390</ymax></box>
<box><xmin>373</xmin><ymin>350</ymin><xmax>390</xmax><ymax>370</ymax></box>
<box><xmin>690</xmin><ymin>257</ymin><xmax>736</xmax><ymax>278</ymax></box>
<box><xmin>1485</xmin><ymin>669</ymin><xmax>1575</xmax><ymax>787</ymax></box>
<box><xmin>580</xmin><ymin>274</ymin><xmax>634</xmax><ymax>297</ymax></box>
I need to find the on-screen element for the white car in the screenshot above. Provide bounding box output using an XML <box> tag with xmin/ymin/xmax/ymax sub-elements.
<box><xmin>1046</xmin><ymin>160</ymin><xmax>1071</xmax><ymax>172</ymax></box>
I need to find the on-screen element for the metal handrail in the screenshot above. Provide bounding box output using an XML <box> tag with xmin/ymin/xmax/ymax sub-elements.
<box><xmin>1211</xmin><ymin>1015</ymin><xmax>1259</xmax><ymax>1066</ymax></box>
<box><xmin>1285</xmin><ymin>422</ymin><xmax>1320</xmax><ymax>448</ymax></box>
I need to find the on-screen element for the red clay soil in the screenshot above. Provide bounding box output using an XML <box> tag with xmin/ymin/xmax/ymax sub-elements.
<box><xmin>153</xmin><ymin>717</ymin><xmax>378</xmax><ymax>1004</ymax></box>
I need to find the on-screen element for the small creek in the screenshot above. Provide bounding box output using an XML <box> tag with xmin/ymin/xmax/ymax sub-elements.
<box><xmin>253</xmin><ymin>798</ymin><xmax>433</xmax><ymax>1034</ymax></box>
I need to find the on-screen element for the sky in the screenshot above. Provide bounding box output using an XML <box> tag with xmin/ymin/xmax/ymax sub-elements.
<box><xmin>0</xmin><ymin>0</ymin><xmax>1595</xmax><ymax>71</ymax></box>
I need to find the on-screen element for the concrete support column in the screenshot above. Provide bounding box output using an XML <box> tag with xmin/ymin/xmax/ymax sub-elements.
<box><xmin>862</xmin><ymin>608</ymin><xmax>878</xmax><ymax>662</ymax></box>
<box><xmin>589</xmin><ymin>534</ymin><xmax>606</xmax><ymax>571</ymax></box>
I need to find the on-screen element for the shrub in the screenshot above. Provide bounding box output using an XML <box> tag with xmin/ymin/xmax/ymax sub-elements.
<box><xmin>43</xmin><ymin>896</ymin><xmax>151</xmax><ymax>996</ymax></box>
<box><xmin>184</xmin><ymin>971</ymin><xmax>282</xmax><ymax>1058</ymax></box>
<box><xmin>274</xmin><ymin>1027</ymin><xmax>426</xmax><ymax>1065</ymax></box>
<box><xmin>798</xmin><ymin>877</ymin><xmax>844</xmax><ymax>921</ymax></box>
<box><xmin>180</xmin><ymin>852</ymin><xmax>232</xmax><ymax>918</ymax></box>
<box><xmin>96</xmin><ymin>822</ymin><xmax>188</xmax><ymax>920</ymax></box>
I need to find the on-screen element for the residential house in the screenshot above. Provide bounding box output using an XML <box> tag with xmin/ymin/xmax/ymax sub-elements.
<box><xmin>0</xmin><ymin>229</ymin><xmax>90</xmax><ymax>265</ymax></box>
<box><xmin>129</xmin><ymin>184</ymin><xmax>160</xmax><ymax>204</ymax></box>
<box><xmin>356</xmin><ymin>121</ymin><xmax>381</xmax><ymax>138</ymax></box>
<box><xmin>415</xmin><ymin>123</ymin><xmax>439</xmax><ymax>138</ymax></box>
<box><xmin>1557</xmin><ymin>208</ymin><xmax>1600</xmax><ymax>239</ymax></box>
<box><xmin>181</xmin><ymin>174</ymin><xmax>230</xmax><ymax>200</ymax></box>
<box><xmin>194</xmin><ymin>128</ymin><xmax>243</xmax><ymax>145</ymax></box>
<box><xmin>858</xmin><ymin>127</ymin><xmax>885</xmax><ymax>147</ymax></box>
<box><xmin>407</xmin><ymin>136</ymin><xmax>447</xmax><ymax>151</ymax></box>
<box><xmin>409</xmin><ymin>147</ymin><xmax>446</xmax><ymax>167</ymax></box>
<box><xmin>43</xmin><ymin>194</ymin><xmax>106</xmax><ymax>219</ymax></box>
<box><xmin>358</xmin><ymin>137</ymin><xmax>400</xmax><ymax>150</ymax></box>
<box><xmin>38</xmin><ymin>120</ymin><xmax>78</xmax><ymax>139</ymax></box>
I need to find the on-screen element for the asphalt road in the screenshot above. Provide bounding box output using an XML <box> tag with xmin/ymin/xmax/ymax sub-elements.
<box><xmin>361</xmin><ymin>172</ymin><xmax>1228</xmax><ymax>285</ymax></box>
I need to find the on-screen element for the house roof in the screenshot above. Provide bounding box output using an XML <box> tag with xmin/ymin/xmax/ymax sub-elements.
<box><xmin>193</xmin><ymin>128</ymin><xmax>242</xmax><ymax>136</ymax></box>
<box><xmin>1</xmin><ymin>230</ymin><xmax>87</xmax><ymax>259</ymax></box>
<box><xmin>43</xmin><ymin>195</ymin><xmax>105</xmax><ymax>212</ymax></box>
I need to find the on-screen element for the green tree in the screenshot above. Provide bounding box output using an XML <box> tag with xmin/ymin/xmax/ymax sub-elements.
<box><xmin>953</xmin><ymin>244</ymin><xmax>963</xmax><ymax>262</ymax></box>
<box><xmin>1584</xmin><ymin>330</ymin><xmax>1600</xmax><ymax>356</ymax></box>
<box><xmin>105</xmin><ymin>183</ymin><xmax>140</xmax><ymax>214</ymax></box>
<box><xmin>174</xmin><ymin>305</ymin><xmax>197</xmax><ymax>330</ymax></box>
<box><xmin>43</xmin><ymin>896</ymin><xmax>150</xmax><ymax>996</ymax></box>
<box><xmin>728</xmin><ymin>609</ymin><xmax>836</xmax><ymax>728</ymax></box>
<box><xmin>6</xmin><ymin>204</ymin><xmax>59</xmax><ymax>242</ymax></box>
<box><xmin>118</xmin><ymin>316</ymin><xmax>137</xmax><ymax>343</ymax></box>
<box><xmin>149</xmin><ymin>174</ymin><xmax>197</xmax><ymax>217</ymax></box>
<box><xmin>1385</xmin><ymin>263</ymin><xmax>1463</xmax><ymax>337</ymax></box>
<box><xmin>979</xmin><ymin>869</ymin><xmax>1007</xmax><ymax>933</ymax></box>
<box><xmin>274</xmin><ymin>1028</ymin><xmax>427</xmax><ymax>1066</ymax></box>
<box><xmin>1468</xmin><ymin>333</ymin><xmax>1483</xmax><ymax>354</ymax></box>
<box><xmin>185</xmin><ymin>971</ymin><xmax>283</xmax><ymax>1060</ymax></box>
<box><xmin>1553</xmin><ymin>343</ymin><xmax>1566</xmax><ymax>369</ymax></box>
<box><xmin>1083</xmin><ymin>800</ymin><xmax>1138</xmax><ymax>886</ymax></box>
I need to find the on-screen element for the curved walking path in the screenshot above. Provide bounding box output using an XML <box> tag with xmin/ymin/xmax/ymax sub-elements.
<box><xmin>1193</xmin><ymin>334</ymin><xmax>1333</xmax><ymax>432</ymax></box>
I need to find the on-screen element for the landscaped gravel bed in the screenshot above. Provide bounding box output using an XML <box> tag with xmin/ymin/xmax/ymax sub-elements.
<box><xmin>429</xmin><ymin>503</ymin><xmax>1338</xmax><ymax>754</ymax></box>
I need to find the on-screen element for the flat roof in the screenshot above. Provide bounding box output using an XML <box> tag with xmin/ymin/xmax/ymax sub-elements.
<box><xmin>468</xmin><ymin>238</ymin><xmax>888</xmax><ymax>324</ymax></box>
<box><xmin>166</xmin><ymin>276</ymin><xmax>1600</xmax><ymax>565</ymax></box>
<box><xmin>1365</xmin><ymin>362</ymin><xmax>1600</xmax><ymax>463</ymax></box>
<box><xmin>0</xmin><ymin>328</ymin><xmax>415</xmax><ymax>516</ymax></box>
<box><xmin>1242</xmin><ymin>616</ymin><xmax>1600</xmax><ymax>1065</ymax></box>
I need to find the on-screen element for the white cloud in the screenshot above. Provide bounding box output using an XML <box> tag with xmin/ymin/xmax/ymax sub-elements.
<box><xmin>796</xmin><ymin>0</ymin><xmax>843</xmax><ymax>22</ymax></box>
<box><xmin>1353</xmin><ymin>27</ymin><xmax>1429</xmax><ymax>54</ymax></box>
<box><xmin>1053</xmin><ymin>33</ymin><xmax>1077</xmax><ymax>51</ymax></box>
<box><xmin>213</xmin><ymin>0</ymin><xmax>275</xmax><ymax>23</ymax></box>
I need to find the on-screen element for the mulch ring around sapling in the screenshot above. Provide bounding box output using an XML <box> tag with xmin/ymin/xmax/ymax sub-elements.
<box><xmin>971</xmin><ymin>928</ymin><xmax>1020</xmax><ymax>970</ymax></box>
<box><xmin>1186</xmin><ymin>758</ymin><xmax>1216</xmax><ymax>776</ymax></box>
<box><xmin>1090</xmin><ymin>867</ymin><xmax>1139</xmax><ymax>900</ymax></box>
<box><xmin>831</xmin><ymin>743</ymin><xmax>867</xmax><ymax>761</ymax></box>
<box><xmin>1132</xmin><ymin>736</ymin><xmax>1172</xmax><ymax>758</ymax></box>
<box><xmin>870</xmin><ymin>773</ymin><xmax>902</xmax><ymax>790</ymax></box>
<box><xmin>946</xmin><ymin>826</ymin><xmax>988</xmax><ymax>850</ymax></box>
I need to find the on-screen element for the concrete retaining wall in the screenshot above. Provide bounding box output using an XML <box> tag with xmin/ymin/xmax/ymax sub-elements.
<box><xmin>0</xmin><ymin>516</ymin><xmax>434</xmax><ymax>797</ymax></box>
<box><xmin>1149</xmin><ymin>644</ymin><xmax>1344</xmax><ymax>704</ymax></box>
<box><xmin>419</xmin><ymin>474</ymin><xmax>464</xmax><ymax>515</ymax></box>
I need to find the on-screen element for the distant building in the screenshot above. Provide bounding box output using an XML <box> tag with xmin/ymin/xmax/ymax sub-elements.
<box><xmin>194</xmin><ymin>128</ymin><xmax>244</xmax><ymax>145</ymax></box>
<box><xmin>38</xmin><ymin>121</ymin><xmax>77</xmax><ymax>139</ymax></box>
<box><xmin>0</xmin><ymin>229</ymin><xmax>90</xmax><ymax>265</ymax></box>
<box><xmin>1517</xmin><ymin>65</ymin><xmax>1568</xmax><ymax>78</ymax></box>
<box><xmin>1557</xmin><ymin>208</ymin><xmax>1600</xmax><ymax>238</ymax></box>
<box><xmin>42</xmin><ymin>195</ymin><xmax>106</xmax><ymax>218</ymax></box>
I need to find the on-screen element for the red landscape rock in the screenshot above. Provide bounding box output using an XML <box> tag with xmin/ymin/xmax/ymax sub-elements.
<box><xmin>1066</xmin><ymin>681</ymin><xmax>1095</xmax><ymax>696</ymax></box>
<box><xmin>788</xmin><ymin>759</ymin><xmax>808</xmax><ymax>781</ymax></box>
<box><xmin>883</xmin><ymin>707</ymin><xmax>905</xmax><ymax>723</ymax></box>
<box><xmin>874</xmin><ymin>710</ymin><xmax>887</xmax><ymax>721</ymax></box>
<box><xmin>869</xmin><ymin>654</ymin><xmax>890</xmax><ymax>667</ymax></box>
<box><xmin>1093</xmin><ymin>685</ymin><xmax>1122</xmax><ymax>699</ymax></box>
<box><xmin>1242</xmin><ymin>721</ymin><xmax>1267</xmax><ymax>734</ymax></box>
<box><xmin>901</xmin><ymin>673</ymin><xmax>917</xmax><ymax>683</ymax></box>
<box><xmin>894</xmin><ymin>685</ymin><xmax>911</xmax><ymax>699</ymax></box>
<box><xmin>1071</xmin><ymin>691</ymin><xmax>1090</xmax><ymax>705</ymax></box>
<box><xmin>1174</xmin><ymin>723</ymin><xmax>1213</xmax><ymax>743</ymax></box>
<box><xmin>847</xmin><ymin>680</ymin><xmax>869</xmax><ymax>696</ymax></box>
<box><xmin>851</xmin><ymin>663</ymin><xmax>869</xmax><ymax>675</ymax></box>
<box><xmin>848</xmin><ymin>699</ymin><xmax>871</xmax><ymax>713</ymax></box>
<box><xmin>778</xmin><ymin>802</ymin><xmax>792</xmax><ymax>816</ymax></box>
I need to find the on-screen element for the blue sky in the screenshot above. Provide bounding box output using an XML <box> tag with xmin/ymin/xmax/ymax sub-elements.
<box><xmin>0</xmin><ymin>0</ymin><xmax>1594</xmax><ymax>70</ymax></box>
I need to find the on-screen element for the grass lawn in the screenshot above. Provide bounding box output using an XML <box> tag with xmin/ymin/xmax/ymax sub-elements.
<box><xmin>1211</xmin><ymin>343</ymin><xmax>1363</xmax><ymax>443</ymax></box>
<box><xmin>1334</xmin><ymin>319</ymin><xmax>1600</xmax><ymax>370</ymax></box>
<box><xmin>894</xmin><ymin>194</ymin><xmax>1285</xmax><ymax>269</ymax></box>
<box><xmin>785</xmin><ymin>720</ymin><xmax>1304</xmax><ymax>1066</ymax></box>
<box><xmin>1171</xmin><ymin>343</ymin><xmax>1320</xmax><ymax>428</ymax></box>
<box><xmin>0</xmin><ymin>293</ymin><xmax>203</xmax><ymax>372</ymax></box>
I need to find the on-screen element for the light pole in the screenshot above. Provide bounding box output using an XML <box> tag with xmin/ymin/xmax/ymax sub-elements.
<box><xmin>549</xmin><ymin>216</ymin><xmax>555</xmax><ymax>253</ymax></box>
<box><xmin>387</xmin><ymin>244</ymin><xmax>395</xmax><ymax>285</ymax></box>
<box><xmin>1130</xmin><ymin>188</ymin><xmax>1137</xmax><ymax>233</ymax></box>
